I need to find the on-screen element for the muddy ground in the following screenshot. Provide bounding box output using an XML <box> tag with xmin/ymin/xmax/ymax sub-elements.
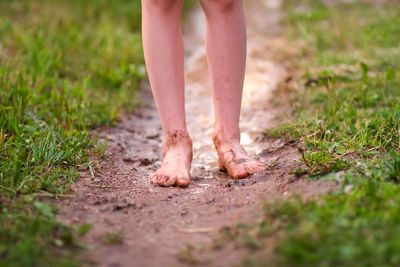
<box><xmin>58</xmin><ymin>1</ymin><xmax>336</xmax><ymax>266</ymax></box>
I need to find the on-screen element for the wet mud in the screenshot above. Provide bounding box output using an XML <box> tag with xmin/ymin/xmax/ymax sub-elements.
<box><xmin>58</xmin><ymin>1</ymin><xmax>336</xmax><ymax>266</ymax></box>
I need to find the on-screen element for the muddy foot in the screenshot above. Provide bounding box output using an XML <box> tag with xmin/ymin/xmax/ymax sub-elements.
<box><xmin>150</xmin><ymin>130</ymin><xmax>193</xmax><ymax>187</ymax></box>
<box><xmin>213</xmin><ymin>133</ymin><xmax>266</xmax><ymax>179</ymax></box>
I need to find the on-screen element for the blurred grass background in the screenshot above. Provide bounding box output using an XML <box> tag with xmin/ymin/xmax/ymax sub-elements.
<box><xmin>268</xmin><ymin>1</ymin><xmax>400</xmax><ymax>265</ymax></box>
<box><xmin>0</xmin><ymin>0</ymin><xmax>146</xmax><ymax>265</ymax></box>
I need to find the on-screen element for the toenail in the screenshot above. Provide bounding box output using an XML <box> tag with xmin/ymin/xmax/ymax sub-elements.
<box><xmin>177</xmin><ymin>177</ymin><xmax>190</xmax><ymax>187</ymax></box>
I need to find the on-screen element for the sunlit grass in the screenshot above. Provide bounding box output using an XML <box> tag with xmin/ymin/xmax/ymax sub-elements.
<box><xmin>231</xmin><ymin>1</ymin><xmax>400</xmax><ymax>266</ymax></box>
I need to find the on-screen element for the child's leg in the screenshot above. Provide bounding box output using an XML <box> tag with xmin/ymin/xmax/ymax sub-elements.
<box><xmin>142</xmin><ymin>0</ymin><xmax>192</xmax><ymax>187</ymax></box>
<box><xmin>199</xmin><ymin>0</ymin><xmax>265</xmax><ymax>178</ymax></box>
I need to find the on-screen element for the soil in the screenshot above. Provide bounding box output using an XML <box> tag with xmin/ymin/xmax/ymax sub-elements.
<box><xmin>58</xmin><ymin>1</ymin><xmax>336</xmax><ymax>266</ymax></box>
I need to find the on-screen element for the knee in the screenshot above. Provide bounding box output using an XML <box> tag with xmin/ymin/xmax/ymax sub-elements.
<box><xmin>143</xmin><ymin>0</ymin><xmax>183</xmax><ymax>14</ymax></box>
<box><xmin>199</xmin><ymin>0</ymin><xmax>239</xmax><ymax>14</ymax></box>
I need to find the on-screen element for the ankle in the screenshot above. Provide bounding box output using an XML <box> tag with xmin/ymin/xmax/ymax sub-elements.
<box><xmin>212</xmin><ymin>131</ymin><xmax>241</xmax><ymax>151</ymax></box>
<box><xmin>162</xmin><ymin>130</ymin><xmax>192</xmax><ymax>155</ymax></box>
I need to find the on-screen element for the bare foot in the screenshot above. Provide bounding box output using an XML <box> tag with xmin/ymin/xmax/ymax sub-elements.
<box><xmin>213</xmin><ymin>133</ymin><xmax>265</xmax><ymax>179</ymax></box>
<box><xmin>151</xmin><ymin>130</ymin><xmax>192</xmax><ymax>187</ymax></box>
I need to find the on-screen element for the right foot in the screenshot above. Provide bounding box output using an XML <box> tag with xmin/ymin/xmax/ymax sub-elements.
<box><xmin>150</xmin><ymin>130</ymin><xmax>193</xmax><ymax>187</ymax></box>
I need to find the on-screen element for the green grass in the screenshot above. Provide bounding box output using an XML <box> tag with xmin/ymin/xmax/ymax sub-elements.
<box><xmin>0</xmin><ymin>0</ymin><xmax>145</xmax><ymax>265</ymax></box>
<box><xmin>235</xmin><ymin>1</ymin><xmax>400</xmax><ymax>266</ymax></box>
<box><xmin>280</xmin><ymin>0</ymin><xmax>400</xmax><ymax>180</ymax></box>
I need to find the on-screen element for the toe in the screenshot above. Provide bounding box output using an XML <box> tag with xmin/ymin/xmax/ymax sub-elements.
<box><xmin>150</xmin><ymin>174</ymin><xmax>158</xmax><ymax>184</ymax></box>
<box><xmin>247</xmin><ymin>162</ymin><xmax>266</xmax><ymax>174</ymax></box>
<box><xmin>230</xmin><ymin>167</ymin><xmax>249</xmax><ymax>179</ymax></box>
<box><xmin>165</xmin><ymin>176</ymin><xmax>177</xmax><ymax>186</ymax></box>
<box><xmin>157</xmin><ymin>175</ymin><xmax>167</xmax><ymax>186</ymax></box>
<box><xmin>176</xmin><ymin>176</ymin><xmax>190</xmax><ymax>188</ymax></box>
<box><xmin>254</xmin><ymin>162</ymin><xmax>266</xmax><ymax>171</ymax></box>
<box><xmin>158</xmin><ymin>175</ymin><xmax>176</xmax><ymax>187</ymax></box>
<box><xmin>232</xmin><ymin>171</ymin><xmax>249</xmax><ymax>179</ymax></box>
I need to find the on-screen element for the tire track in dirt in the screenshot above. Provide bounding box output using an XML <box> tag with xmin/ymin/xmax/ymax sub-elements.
<box><xmin>58</xmin><ymin>1</ymin><xmax>335</xmax><ymax>266</ymax></box>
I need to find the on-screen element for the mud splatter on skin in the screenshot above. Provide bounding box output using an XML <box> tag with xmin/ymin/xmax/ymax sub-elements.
<box><xmin>236</xmin><ymin>157</ymin><xmax>250</xmax><ymax>164</ymax></box>
<box><xmin>225</xmin><ymin>149</ymin><xmax>251</xmax><ymax>164</ymax></box>
<box><xmin>162</xmin><ymin>130</ymin><xmax>192</xmax><ymax>156</ymax></box>
<box><xmin>213</xmin><ymin>134</ymin><xmax>265</xmax><ymax>178</ymax></box>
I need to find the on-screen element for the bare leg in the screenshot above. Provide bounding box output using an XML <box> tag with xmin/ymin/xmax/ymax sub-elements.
<box><xmin>142</xmin><ymin>0</ymin><xmax>192</xmax><ymax>187</ymax></box>
<box><xmin>199</xmin><ymin>0</ymin><xmax>265</xmax><ymax>178</ymax></box>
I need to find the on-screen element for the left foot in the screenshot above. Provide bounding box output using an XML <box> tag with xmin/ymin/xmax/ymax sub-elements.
<box><xmin>213</xmin><ymin>133</ymin><xmax>266</xmax><ymax>179</ymax></box>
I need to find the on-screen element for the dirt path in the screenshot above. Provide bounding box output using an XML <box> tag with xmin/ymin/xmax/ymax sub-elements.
<box><xmin>58</xmin><ymin>1</ymin><xmax>334</xmax><ymax>266</ymax></box>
